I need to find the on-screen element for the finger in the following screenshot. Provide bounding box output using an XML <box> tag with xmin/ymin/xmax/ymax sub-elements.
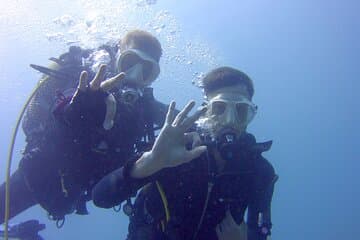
<box><xmin>181</xmin><ymin>106</ymin><xmax>207</xmax><ymax>130</ymax></box>
<box><xmin>78</xmin><ymin>71</ymin><xmax>88</xmax><ymax>92</ymax></box>
<box><xmin>172</xmin><ymin>101</ymin><xmax>195</xmax><ymax>126</ymax></box>
<box><xmin>103</xmin><ymin>93</ymin><xmax>116</xmax><ymax>130</ymax></box>
<box><xmin>183</xmin><ymin>146</ymin><xmax>207</xmax><ymax>163</ymax></box>
<box><xmin>100</xmin><ymin>72</ymin><xmax>126</xmax><ymax>91</ymax></box>
<box><xmin>165</xmin><ymin>101</ymin><xmax>176</xmax><ymax>125</ymax></box>
<box><xmin>90</xmin><ymin>64</ymin><xmax>107</xmax><ymax>90</ymax></box>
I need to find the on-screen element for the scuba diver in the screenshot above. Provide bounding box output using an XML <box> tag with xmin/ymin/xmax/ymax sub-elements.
<box><xmin>0</xmin><ymin>30</ymin><xmax>170</xmax><ymax>234</ymax></box>
<box><xmin>93</xmin><ymin>67</ymin><xmax>278</xmax><ymax>240</ymax></box>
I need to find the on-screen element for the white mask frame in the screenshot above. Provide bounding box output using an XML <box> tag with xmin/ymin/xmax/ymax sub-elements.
<box><xmin>116</xmin><ymin>48</ymin><xmax>160</xmax><ymax>87</ymax></box>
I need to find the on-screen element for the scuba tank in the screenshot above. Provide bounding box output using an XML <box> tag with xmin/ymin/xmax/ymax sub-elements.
<box><xmin>23</xmin><ymin>44</ymin><xmax>119</xmax><ymax>139</ymax></box>
<box><xmin>23</xmin><ymin>46</ymin><xmax>89</xmax><ymax>138</ymax></box>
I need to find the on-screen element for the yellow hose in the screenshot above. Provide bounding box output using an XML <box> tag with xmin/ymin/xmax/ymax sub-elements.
<box><xmin>4</xmin><ymin>80</ymin><xmax>43</xmax><ymax>240</ymax></box>
<box><xmin>155</xmin><ymin>181</ymin><xmax>170</xmax><ymax>223</ymax></box>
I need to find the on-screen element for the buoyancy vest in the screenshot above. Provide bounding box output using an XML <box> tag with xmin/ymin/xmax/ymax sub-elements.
<box><xmin>129</xmin><ymin>133</ymin><xmax>277</xmax><ymax>240</ymax></box>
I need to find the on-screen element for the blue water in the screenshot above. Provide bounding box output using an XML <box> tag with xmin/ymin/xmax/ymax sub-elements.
<box><xmin>1</xmin><ymin>0</ymin><xmax>359</xmax><ymax>239</ymax></box>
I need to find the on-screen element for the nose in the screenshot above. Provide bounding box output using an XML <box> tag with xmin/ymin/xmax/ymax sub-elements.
<box><xmin>125</xmin><ymin>63</ymin><xmax>144</xmax><ymax>86</ymax></box>
<box><xmin>223</xmin><ymin>106</ymin><xmax>238</xmax><ymax>127</ymax></box>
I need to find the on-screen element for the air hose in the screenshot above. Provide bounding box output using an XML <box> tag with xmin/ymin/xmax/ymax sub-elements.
<box><xmin>4</xmin><ymin>79</ymin><xmax>45</xmax><ymax>240</ymax></box>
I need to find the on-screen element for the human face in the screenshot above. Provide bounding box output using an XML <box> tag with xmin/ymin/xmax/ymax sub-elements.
<box><xmin>197</xmin><ymin>85</ymin><xmax>257</xmax><ymax>138</ymax></box>
<box><xmin>116</xmin><ymin>48</ymin><xmax>160</xmax><ymax>89</ymax></box>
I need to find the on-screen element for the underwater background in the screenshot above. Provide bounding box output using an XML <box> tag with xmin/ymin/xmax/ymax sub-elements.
<box><xmin>0</xmin><ymin>0</ymin><xmax>359</xmax><ymax>239</ymax></box>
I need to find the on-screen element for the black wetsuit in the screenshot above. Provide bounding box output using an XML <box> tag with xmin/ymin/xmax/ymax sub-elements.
<box><xmin>0</xmin><ymin>88</ymin><xmax>168</xmax><ymax>223</ymax></box>
<box><xmin>93</xmin><ymin>133</ymin><xmax>278</xmax><ymax>240</ymax></box>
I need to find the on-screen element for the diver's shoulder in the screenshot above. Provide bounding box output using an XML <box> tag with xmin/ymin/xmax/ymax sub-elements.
<box><xmin>243</xmin><ymin>132</ymin><xmax>273</xmax><ymax>153</ymax></box>
<box><xmin>245</xmin><ymin>132</ymin><xmax>277</xmax><ymax>176</ymax></box>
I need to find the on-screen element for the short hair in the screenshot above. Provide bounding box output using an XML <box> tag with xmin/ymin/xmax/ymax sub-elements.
<box><xmin>120</xmin><ymin>30</ymin><xmax>162</xmax><ymax>62</ymax></box>
<box><xmin>200</xmin><ymin>66</ymin><xmax>254</xmax><ymax>99</ymax></box>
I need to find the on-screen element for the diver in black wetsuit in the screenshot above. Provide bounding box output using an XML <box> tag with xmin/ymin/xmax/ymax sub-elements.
<box><xmin>93</xmin><ymin>66</ymin><xmax>278</xmax><ymax>240</ymax></box>
<box><xmin>0</xmin><ymin>30</ymin><xmax>169</xmax><ymax>230</ymax></box>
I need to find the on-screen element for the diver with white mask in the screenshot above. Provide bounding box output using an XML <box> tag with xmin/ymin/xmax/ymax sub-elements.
<box><xmin>114</xmin><ymin>47</ymin><xmax>160</xmax><ymax>105</ymax></box>
<box><xmin>93</xmin><ymin>66</ymin><xmax>278</xmax><ymax>240</ymax></box>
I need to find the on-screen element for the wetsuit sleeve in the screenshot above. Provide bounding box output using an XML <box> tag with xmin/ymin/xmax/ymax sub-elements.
<box><xmin>247</xmin><ymin>157</ymin><xmax>278</xmax><ymax>240</ymax></box>
<box><xmin>92</xmin><ymin>154</ymin><xmax>158</xmax><ymax>208</ymax></box>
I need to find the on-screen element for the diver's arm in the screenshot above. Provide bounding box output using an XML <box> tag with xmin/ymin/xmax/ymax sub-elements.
<box><xmin>93</xmin><ymin>101</ymin><xmax>207</xmax><ymax>208</ymax></box>
<box><xmin>247</xmin><ymin>159</ymin><xmax>277</xmax><ymax>240</ymax></box>
<box><xmin>92</xmin><ymin>129</ymin><xmax>204</xmax><ymax>208</ymax></box>
<box><xmin>247</xmin><ymin>192</ymin><xmax>274</xmax><ymax>240</ymax></box>
<box><xmin>93</xmin><ymin>141</ymin><xmax>198</xmax><ymax>209</ymax></box>
<box><xmin>92</xmin><ymin>155</ymin><xmax>156</xmax><ymax>208</ymax></box>
<box><xmin>92</xmin><ymin>142</ymin><xmax>192</xmax><ymax>209</ymax></box>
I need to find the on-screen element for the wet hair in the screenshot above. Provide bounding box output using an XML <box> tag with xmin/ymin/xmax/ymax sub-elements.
<box><xmin>200</xmin><ymin>66</ymin><xmax>254</xmax><ymax>99</ymax></box>
<box><xmin>120</xmin><ymin>30</ymin><xmax>162</xmax><ymax>62</ymax></box>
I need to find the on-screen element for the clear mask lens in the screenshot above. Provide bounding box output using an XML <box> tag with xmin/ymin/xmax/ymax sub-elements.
<box><xmin>209</xmin><ymin>101</ymin><xmax>257</xmax><ymax>125</ymax></box>
<box><xmin>125</xmin><ymin>63</ymin><xmax>144</xmax><ymax>83</ymax></box>
<box><xmin>236</xmin><ymin>102</ymin><xmax>257</xmax><ymax>124</ymax></box>
<box><xmin>120</xmin><ymin>53</ymin><xmax>142</xmax><ymax>72</ymax></box>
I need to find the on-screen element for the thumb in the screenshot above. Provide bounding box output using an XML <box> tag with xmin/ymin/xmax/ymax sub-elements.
<box><xmin>183</xmin><ymin>145</ymin><xmax>207</xmax><ymax>163</ymax></box>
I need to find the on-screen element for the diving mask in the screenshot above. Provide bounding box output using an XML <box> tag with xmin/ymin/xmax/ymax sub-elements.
<box><xmin>207</xmin><ymin>97</ymin><xmax>257</xmax><ymax>126</ymax></box>
<box><xmin>116</xmin><ymin>48</ymin><xmax>160</xmax><ymax>87</ymax></box>
<box><xmin>197</xmin><ymin>93</ymin><xmax>257</xmax><ymax>138</ymax></box>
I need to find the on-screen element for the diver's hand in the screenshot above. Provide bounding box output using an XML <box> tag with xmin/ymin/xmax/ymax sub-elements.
<box><xmin>216</xmin><ymin>210</ymin><xmax>248</xmax><ymax>240</ymax></box>
<box><xmin>151</xmin><ymin>101</ymin><xmax>207</xmax><ymax>168</ymax></box>
<box><xmin>77</xmin><ymin>64</ymin><xmax>125</xmax><ymax>92</ymax></box>
<box><xmin>130</xmin><ymin>101</ymin><xmax>207</xmax><ymax>178</ymax></box>
<box><xmin>68</xmin><ymin>64</ymin><xmax>125</xmax><ymax>130</ymax></box>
